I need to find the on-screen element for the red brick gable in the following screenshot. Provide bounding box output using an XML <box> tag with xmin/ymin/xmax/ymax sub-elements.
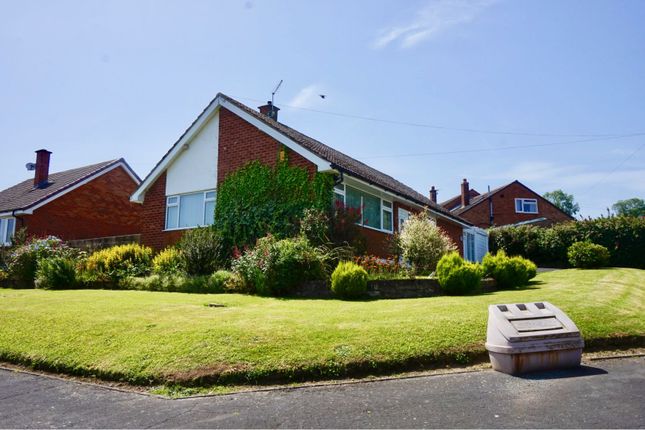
<box><xmin>17</xmin><ymin>166</ymin><xmax>141</xmax><ymax>241</ymax></box>
<box><xmin>457</xmin><ymin>181</ymin><xmax>573</xmax><ymax>228</ymax></box>
<box><xmin>218</xmin><ymin>107</ymin><xmax>316</xmax><ymax>183</ymax></box>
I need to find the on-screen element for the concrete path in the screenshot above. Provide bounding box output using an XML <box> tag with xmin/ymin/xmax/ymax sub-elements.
<box><xmin>0</xmin><ymin>356</ymin><xmax>643</xmax><ymax>428</ymax></box>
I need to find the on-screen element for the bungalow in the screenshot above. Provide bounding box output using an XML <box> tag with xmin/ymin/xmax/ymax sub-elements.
<box><xmin>130</xmin><ymin>93</ymin><xmax>488</xmax><ymax>261</ymax></box>
<box><xmin>437</xmin><ymin>179</ymin><xmax>575</xmax><ymax>228</ymax></box>
<box><xmin>0</xmin><ymin>150</ymin><xmax>142</xmax><ymax>246</ymax></box>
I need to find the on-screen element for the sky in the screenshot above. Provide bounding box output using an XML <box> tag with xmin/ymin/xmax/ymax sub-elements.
<box><xmin>1</xmin><ymin>0</ymin><xmax>644</xmax><ymax>217</ymax></box>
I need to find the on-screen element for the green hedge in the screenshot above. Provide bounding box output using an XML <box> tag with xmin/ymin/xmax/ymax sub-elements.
<box><xmin>489</xmin><ymin>216</ymin><xmax>645</xmax><ymax>268</ymax></box>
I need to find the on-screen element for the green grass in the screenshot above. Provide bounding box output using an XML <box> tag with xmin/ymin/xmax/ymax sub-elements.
<box><xmin>0</xmin><ymin>268</ymin><xmax>643</xmax><ymax>389</ymax></box>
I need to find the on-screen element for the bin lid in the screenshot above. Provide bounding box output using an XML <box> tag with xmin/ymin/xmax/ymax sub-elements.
<box><xmin>487</xmin><ymin>301</ymin><xmax>582</xmax><ymax>344</ymax></box>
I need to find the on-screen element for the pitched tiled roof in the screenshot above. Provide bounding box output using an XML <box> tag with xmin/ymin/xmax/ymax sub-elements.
<box><xmin>0</xmin><ymin>159</ymin><xmax>127</xmax><ymax>213</ymax></box>
<box><xmin>451</xmin><ymin>181</ymin><xmax>516</xmax><ymax>215</ymax></box>
<box><xmin>440</xmin><ymin>189</ymin><xmax>481</xmax><ymax>211</ymax></box>
<box><xmin>219</xmin><ymin>94</ymin><xmax>471</xmax><ymax>225</ymax></box>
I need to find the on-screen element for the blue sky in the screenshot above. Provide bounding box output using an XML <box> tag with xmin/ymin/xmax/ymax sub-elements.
<box><xmin>1</xmin><ymin>0</ymin><xmax>644</xmax><ymax>217</ymax></box>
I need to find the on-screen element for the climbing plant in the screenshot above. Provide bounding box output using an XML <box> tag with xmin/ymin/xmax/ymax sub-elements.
<box><xmin>214</xmin><ymin>160</ymin><xmax>335</xmax><ymax>249</ymax></box>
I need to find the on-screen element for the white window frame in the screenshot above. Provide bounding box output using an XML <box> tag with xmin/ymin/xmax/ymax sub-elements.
<box><xmin>336</xmin><ymin>183</ymin><xmax>394</xmax><ymax>234</ymax></box>
<box><xmin>515</xmin><ymin>198</ymin><xmax>539</xmax><ymax>214</ymax></box>
<box><xmin>0</xmin><ymin>217</ymin><xmax>16</xmax><ymax>247</ymax></box>
<box><xmin>165</xmin><ymin>190</ymin><xmax>216</xmax><ymax>231</ymax></box>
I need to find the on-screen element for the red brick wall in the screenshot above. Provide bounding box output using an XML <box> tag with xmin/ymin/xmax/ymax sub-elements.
<box><xmin>436</xmin><ymin>218</ymin><xmax>464</xmax><ymax>256</ymax></box>
<box><xmin>218</xmin><ymin>107</ymin><xmax>316</xmax><ymax>183</ymax></box>
<box><xmin>458</xmin><ymin>182</ymin><xmax>573</xmax><ymax>228</ymax></box>
<box><xmin>139</xmin><ymin>171</ymin><xmax>184</xmax><ymax>250</ymax></box>
<box><xmin>19</xmin><ymin>166</ymin><xmax>141</xmax><ymax>241</ymax></box>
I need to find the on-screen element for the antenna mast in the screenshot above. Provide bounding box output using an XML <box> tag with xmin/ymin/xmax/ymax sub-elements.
<box><xmin>271</xmin><ymin>79</ymin><xmax>283</xmax><ymax>105</ymax></box>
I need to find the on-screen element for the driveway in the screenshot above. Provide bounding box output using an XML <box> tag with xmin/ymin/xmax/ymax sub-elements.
<box><xmin>0</xmin><ymin>356</ymin><xmax>643</xmax><ymax>428</ymax></box>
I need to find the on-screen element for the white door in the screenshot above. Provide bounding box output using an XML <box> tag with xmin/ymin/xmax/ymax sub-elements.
<box><xmin>398</xmin><ymin>208</ymin><xmax>410</xmax><ymax>232</ymax></box>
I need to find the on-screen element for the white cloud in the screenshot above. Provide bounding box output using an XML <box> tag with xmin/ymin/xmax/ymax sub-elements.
<box><xmin>373</xmin><ymin>0</ymin><xmax>497</xmax><ymax>49</ymax></box>
<box><xmin>287</xmin><ymin>84</ymin><xmax>326</xmax><ymax>109</ymax></box>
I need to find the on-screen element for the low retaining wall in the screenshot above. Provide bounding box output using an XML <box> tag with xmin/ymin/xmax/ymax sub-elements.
<box><xmin>66</xmin><ymin>234</ymin><xmax>141</xmax><ymax>252</ymax></box>
<box><xmin>295</xmin><ymin>278</ymin><xmax>496</xmax><ymax>299</ymax></box>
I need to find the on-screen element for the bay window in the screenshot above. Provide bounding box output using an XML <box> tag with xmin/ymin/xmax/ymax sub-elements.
<box><xmin>343</xmin><ymin>185</ymin><xmax>393</xmax><ymax>233</ymax></box>
<box><xmin>165</xmin><ymin>190</ymin><xmax>216</xmax><ymax>230</ymax></box>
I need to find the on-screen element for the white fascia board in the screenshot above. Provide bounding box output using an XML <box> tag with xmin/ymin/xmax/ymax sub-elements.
<box><xmin>343</xmin><ymin>174</ymin><xmax>471</xmax><ymax>228</ymax></box>
<box><xmin>130</xmin><ymin>96</ymin><xmax>223</xmax><ymax>203</ymax></box>
<box><xmin>220</xmin><ymin>99</ymin><xmax>332</xmax><ymax>172</ymax></box>
<box><xmin>16</xmin><ymin>161</ymin><xmax>130</xmax><ymax>215</ymax></box>
<box><xmin>0</xmin><ymin>212</ymin><xmax>13</xmax><ymax>217</ymax></box>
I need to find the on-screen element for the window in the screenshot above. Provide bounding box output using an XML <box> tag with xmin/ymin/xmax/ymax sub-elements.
<box><xmin>165</xmin><ymin>191</ymin><xmax>216</xmax><ymax>230</ymax></box>
<box><xmin>343</xmin><ymin>185</ymin><xmax>393</xmax><ymax>233</ymax></box>
<box><xmin>0</xmin><ymin>217</ymin><xmax>16</xmax><ymax>246</ymax></box>
<box><xmin>515</xmin><ymin>198</ymin><xmax>538</xmax><ymax>214</ymax></box>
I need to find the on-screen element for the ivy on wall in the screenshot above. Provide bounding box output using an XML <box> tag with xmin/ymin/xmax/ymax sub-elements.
<box><xmin>214</xmin><ymin>160</ymin><xmax>335</xmax><ymax>249</ymax></box>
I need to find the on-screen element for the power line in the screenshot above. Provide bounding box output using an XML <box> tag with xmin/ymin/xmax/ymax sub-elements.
<box><xmin>586</xmin><ymin>141</ymin><xmax>645</xmax><ymax>191</ymax></box>
<box><xmin>357</xmin><ymin>133</ymin><xmax>645</xmax><ymax>159</ymax></box>
<box><xmin>234</xmin><ymin>95</ymin><xmax>643</xmax><ymax>138</ymax></box>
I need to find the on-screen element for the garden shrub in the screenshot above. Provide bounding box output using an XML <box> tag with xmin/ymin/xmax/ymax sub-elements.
<box><xmin>177</xmin><ymin>227</ymin><xmax>227</xmax><ymax>276</ymax></box>
<box><xmin>83</xmin><ymin>243</ymin><xmax>153</xmax><ymax>282</ymax></box>
<box><xmin>232</xmin><ymin>235</ymin><xmax>327</xmax><ymax>296</ymax></box>
<box><xmin>330</xmin><ymin>201</ymin><xmax>367</xmax><ymax>254</ymax></box>
<box><xmin>35</xmin><ymin>257</ymin><xmax>78</xmax><ymax>290</ymax></box>
<box><xmin>489</xmin><ymin>216</ymin><xmax>645</xmax><ymax>268</ymax></box>
<box><xmin>353</xmin><ymin>255</ymin><xmax>407</xmax><ymax>280</ymax></box>
<box><xmin>436</xmin><ymin>252</ymin><xmax>482</xmax><ymax>295</ymax></box>
<box><xmin>567</xmin><ymin>241</ymin><xmax>610</xmax><ymax>269</ymax></box>
<box><xmin>398</xmin><ymin>211</ymin><xmax>456</xmax><ymax>274</ymax></box>
<box><xmin>299</xmin><ymin>208</ymin><xmax>331</xmax><ymax>246</ymax></box>
<box><xmin>152</xmin><ymin>247</ymin><xmax>185</xmax><ymax>275</ymax></box>
<box><xmin>215</xmin><ymin>160</ymin><xmax>335</xmax><ymax>249</ymax></box>
<box><xmin>482</xmin><ymin>251</ymin><xmax>536</xmax><ymax>289</ymax></box>
<box><xmin>6</xmin><ymin>236</ymin><xmax>76</xmax><ymax>287</ymax></box>
<box><xmin>331</xmin><ymin>261</ymin><xmax>368</xmax><ymax>299</ymax></box>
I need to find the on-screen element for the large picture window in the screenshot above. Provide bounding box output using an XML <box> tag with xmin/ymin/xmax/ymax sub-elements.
<box><xmin>0</xmin><ymin>217</ymin><xmax>16</xmax><ymax>246</ymax></box>
<box><xmin>343</xmin><ymin>185</ymin><xmax>393</xmax><ymax>233</ymax></box>
<box><xmin>515</xmin><ymin>198</ymin><xmax>538</xmax><ymax>214</ymax></box>
<box><xmin>165</xmin><ymin>190</ymin><xmax>216</xmax><ymax>230</ymax></box>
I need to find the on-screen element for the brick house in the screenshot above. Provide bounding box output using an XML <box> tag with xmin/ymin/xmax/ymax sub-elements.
<box><xmin>437</xmin><ymin>179</ymin><xmax>574</xmax><ymax>228</ymax></box>
<box><xmin>131</xmin><ymin>93</ymin><xmax>488</xmax><ymax>261</ymax></box>
<box><xmin>0</xmin><ymin>150</ymin><xmax>142</xmax><ymax>246</ymax></box>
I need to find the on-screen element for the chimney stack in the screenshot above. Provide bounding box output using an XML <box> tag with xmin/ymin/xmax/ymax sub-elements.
<box><xmin>34</xmin><ymin>149</ymin><xmax>52</xmax><ymax>188</ymax></box>
<box><xmin>429</xmin><ymin>186</ymin><xmax>437</xmax><ymax>203</ymax></box>
<box><xmin>460</xmin><ymin>178</ymin><xmax>470</xmax><ymax>207</ymax></box>
<box><xmin>258</xmin><ymin>101</ymin><xmax>280</xmax><ymax>121</ymax></box>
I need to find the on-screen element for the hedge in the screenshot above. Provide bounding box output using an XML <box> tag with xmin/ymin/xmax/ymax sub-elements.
<box><xmin>489</xmin><ymin>216</ymin><xmax>645</xmax><ymax>268</ymax></box>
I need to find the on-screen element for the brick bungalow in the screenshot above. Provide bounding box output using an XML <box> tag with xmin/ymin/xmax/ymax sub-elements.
<box><xmin>130</xmin><ymin>93</ymin><xmax>488</xmax><ymax>261</ymax></box>
<box><xmin>438</xmin><ymin>179</ymin><xmax>575</xmax><ymax>228</ymax></box>
<box><xmin>0</xmin><ymin>150</ymin><xmax>142</xmax><ymax>246</ymax></box>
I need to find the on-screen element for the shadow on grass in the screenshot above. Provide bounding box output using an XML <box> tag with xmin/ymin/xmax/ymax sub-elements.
<box><xmin>516</xmin><ymin>365</ymin><xmax>608</xmax><ymax>380</ymax></box>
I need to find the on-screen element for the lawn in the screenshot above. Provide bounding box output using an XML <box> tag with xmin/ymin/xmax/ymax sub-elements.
<box><xmin>0</xmin><ymin>268</ymin><xmax>643</xmax><ymax>388</ymax></box>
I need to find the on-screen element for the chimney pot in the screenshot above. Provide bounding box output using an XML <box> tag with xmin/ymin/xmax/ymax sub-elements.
<box><xmin>34</xmin><ymin>149</ymin><xmax>52</xmax><ymax>188</ymax></box>
<box><xmin>258</xmin><ymin>101</ymin><xmax>280</xmax><ymax>121</ymax></box>
<box><xmin>461</xmin><ymin>178</ymin><xmax>470</xmax><ymax>207</ymax></box>
<box><xmin>430</xmin><ymin>186</ymin><xmax>437</xmax><ymax>203</ymax></box>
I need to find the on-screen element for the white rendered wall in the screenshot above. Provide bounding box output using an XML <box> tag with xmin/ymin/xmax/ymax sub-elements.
<box><xmin>165</xmin><ymin>111</ymin><xmax>219</xmax><ymax>196</ymax></box>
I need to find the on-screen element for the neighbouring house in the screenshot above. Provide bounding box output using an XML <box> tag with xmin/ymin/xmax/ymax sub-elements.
<box><xmin>437</xmin><ymin>179</ymin><xmax>575</xmax><ymax>228</ymax></box>
<box><xmin>0</xmin><ymin>150</ymin><xmax>142</xmax><ymax>247</ymax></box>
<box><xmin>130</xmin><ymin>93</ymin><xmax>488</xmax><ymax>261</ymax></box>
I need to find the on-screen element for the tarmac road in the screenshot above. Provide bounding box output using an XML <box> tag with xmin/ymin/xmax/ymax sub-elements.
<box><xmin>0</xmin><ymin>356</ymin><xmax>643</xmax><ymax>428</ymax></box>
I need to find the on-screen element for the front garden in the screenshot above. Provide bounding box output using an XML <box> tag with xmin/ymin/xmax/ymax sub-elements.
<box><xmin>0</xmin><ymin>268</ymin><xmax>642</xmax><ymax>393</ymax></box>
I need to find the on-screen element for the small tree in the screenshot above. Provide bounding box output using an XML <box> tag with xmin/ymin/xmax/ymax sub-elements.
<box><xmin>398</xmin><ymin>211</ymin><xmax>456</xmax><ymax>274</ymax></box>
<box><xmin>612</xmin><ymin>198</ymin><xmax>645</xmax><ymax>217</ymax></box>
<box><xmin>543</xmin><ymin>189</ymin><xmax>580</xmax><ymax>216</ymax></box>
